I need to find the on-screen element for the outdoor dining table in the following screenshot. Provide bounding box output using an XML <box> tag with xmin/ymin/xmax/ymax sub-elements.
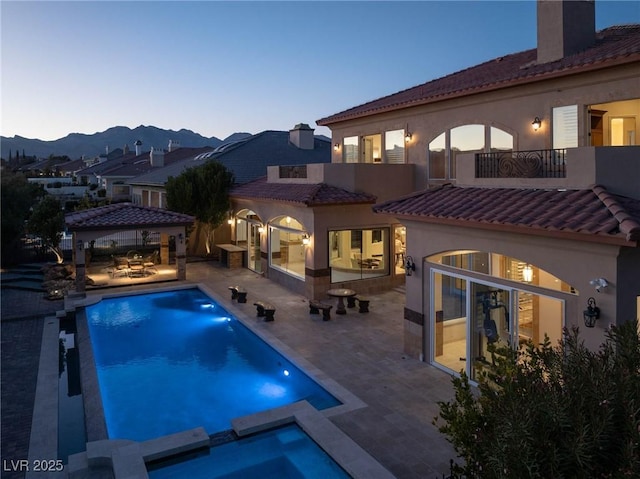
<box><xmin>326</xmin><ymin>288</ymin><xmax>357</xmax><ymax>315</ymax></box>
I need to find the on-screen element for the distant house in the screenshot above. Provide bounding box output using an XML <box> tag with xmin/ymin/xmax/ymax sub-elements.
<box><xmin>84</xmin><ymin>143</ymin><xmax>213</xmax><ymax>201</ymax></box>
<box><xmin>227</xmin><ymin>0</ymin><xmax>640</xmax><ymax>375</ymax></box>
<box><xmin>127</xmin><ymin>124</ymin><xmax>330</xmax><ymax>209</ymax></box>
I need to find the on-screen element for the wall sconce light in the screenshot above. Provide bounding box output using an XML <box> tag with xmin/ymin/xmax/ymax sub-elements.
<box><xmin>532</xmin><ymin>117</ymin><xmax>542</xmax><ymax>131</ymax></box>
<box><xmin>178</xmin><ymin>233</ymin><xmax>184</xmax><ymax>244</ymax></box>
<box><xmin>76</xmin><ymin>239</ymin><xmax>83</xmax><ymax>251</ymax></box>
<box><xmin>589</xmin><ymin>277</ymin><xmax>608</xmax><ymax>293</ymax></box>
<box><xmin>333</xmin><ymin>143</ymin><xmax>340</xmax><ymax>152</ymax></box>
<box><xmin>522</xmin><ymin>264</ymin><xmax>533</xmax><ymax>283</ymax></box>
<box><xmin>404</xmin><ymin>131</ymin><xmax>412</xmax><ymax>143</ymax></box>
<box><xmin>583</xmin><ymin>297</ymin><xmax>600</xmax><ymax>328</ymax></box>
<box><xmin>405</xmin><ymin>256</ymin><xmax>416</xmax><ymax>276</ymax></box>
<box><xmin>302</xmin><ymin>233</ymin><xmax>310</xmax><ymax>246</ymax></box>
<box><xmin>258</xmin><ymin>226</ymin><xmax>265</xmax><ymax>234</ymax></box>
<box><xmin>227</xmin><ymin>218</ymin><xmax>234</xmax><ymax>225</ymax></box>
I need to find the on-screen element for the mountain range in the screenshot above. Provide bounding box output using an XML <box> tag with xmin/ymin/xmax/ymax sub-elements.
<box><xmin>1</xmin><ymin>125</ymin><xmax>250</xmax><ymax>161</ymax></box>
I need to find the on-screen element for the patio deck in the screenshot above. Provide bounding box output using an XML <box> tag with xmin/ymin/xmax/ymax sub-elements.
<box><xmin>1</xmin><ymin>260</ymin><xmax>458</xmax><ymax>479</ymax></box>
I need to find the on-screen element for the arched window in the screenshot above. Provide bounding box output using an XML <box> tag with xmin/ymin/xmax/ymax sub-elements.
<box><xmin>428</xmin><ymin>125</ymin><xmax>513</xmax><ymax>180</ymax></box>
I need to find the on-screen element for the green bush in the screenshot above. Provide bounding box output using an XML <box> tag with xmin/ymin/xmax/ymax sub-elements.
<box><xmin>434</xmin><ymin>321</ymin><xmax>640</xmax><ymax>478</ymax></box>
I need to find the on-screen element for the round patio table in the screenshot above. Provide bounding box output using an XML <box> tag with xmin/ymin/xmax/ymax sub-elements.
<box><xmin>327</xmin><ymin>288</ymin><xmax>357</xmax><ymax>315</ymax></box>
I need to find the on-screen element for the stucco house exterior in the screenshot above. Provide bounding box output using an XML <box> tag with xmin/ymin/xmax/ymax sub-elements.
<box><xmin>301</xmin><ymin>0</ymin><xmax>640</xmax><ymax>379</ymax></box>
<box><xmin>99</xmin><ymin>2</ymin><xmax>633</xmax><ymax>383</ymax></box>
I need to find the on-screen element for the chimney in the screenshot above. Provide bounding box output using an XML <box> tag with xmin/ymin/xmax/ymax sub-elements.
<box><xmin>537</xmin><ymin>0</ymin><xmax>595</xmax><ymax>64</ymax></box>
<box><xmin>289</xmin><ymin>123</ymin><xmax>315</xmax><ymax>150</ymax></box>
<box><xmin>135</xmin><ymin>140</ymin><xmax>143</xmax><ymax>156</ymax></box>
<box><xmin>150</xmin><ymin>147</ymin><xmax>165</xmax><ymax>167</ymax></box>
<box><xmin>105</xmin><ymin>145</ymin><xmax>109</xmax><ymax>155</ymax></box>
<box><xmin>168</xmin><ymin>139</ymin><xmax>180</xmax><ymax>152</ymax></box>
<box><xmin>123</xmin><ymin>144</ymin><xmax>130</xmax><ymax>155</ymax></box>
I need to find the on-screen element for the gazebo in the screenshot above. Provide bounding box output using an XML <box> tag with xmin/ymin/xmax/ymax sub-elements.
<box><xmin>65</xmin><ymin>203</ymin><xmax>194</xmax><ymax>292</ymax></box>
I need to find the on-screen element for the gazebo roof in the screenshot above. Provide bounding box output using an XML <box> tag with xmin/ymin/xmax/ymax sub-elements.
<box><xmin>65</xmin><ymin>203</ymin><xmax>194</xmax><ymax>232</ymax></box>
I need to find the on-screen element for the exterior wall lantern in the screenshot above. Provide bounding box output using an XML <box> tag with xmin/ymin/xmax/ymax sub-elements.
<box><xmin>302</xmin><ymin>233</ymin><xmax>310</xmax><ymax>246</ymax></box>
<box><xmin>583</xmin><ymin>297</ymin><xmax>600</xmax><ymax>328</ymax></box>
<box><xmin>76</xmin><ymin>239</ymin><xmax>84</xmax><ymax>251</ymax></box>
<box><xmin>405</xmin><ymin>256</ymin><xmax>416</xmax><ymax>276</ymax></box>
<box><xmin>333</xmin><ymin>143</ymin><xmax>340</xmax><ymax>152</ymax></box>
<box><xmin>532</xmin><ymin>117</ymin><xmax>542</xmax><ymax>131</ymax></box>
<box><xmin>258</xmin><ymin>225</ymin><xmax>265</xmax><ymax>234</ymax></box>
<box><xmin>522</xmin><ymin>264</ymin><xmax>533</xmax><ymax>283</ymax></box>
<box><xmin>404</xmin><ymin>131</ymin><xmax>412</xmax><ymax>143</ymax></box>
<box><xmin>178</xmin><ymin>233</ymin><xmax>184</xmax><ymax>244</ymax></box>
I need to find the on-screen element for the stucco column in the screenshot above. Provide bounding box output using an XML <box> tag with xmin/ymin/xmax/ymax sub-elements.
<box><xmin>176</xmin><ymin>230</ymin><xmax>187</xmax><ymax>280</ymax></box>
<box><xmin>160</xmin><ymin>233</ymin><xmax>170</xmax><ymax>265</ymax></box>
<box><xmin>74</xmin><ymin>237</ymin><xmax>86</xmax><ymax>293</ymax></box>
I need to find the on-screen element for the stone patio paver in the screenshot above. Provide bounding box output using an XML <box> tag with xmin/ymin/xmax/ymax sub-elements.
<box><xmin>1</xmin><ymin>260</ymin><xmax>460</xmax><ymax>479</ymax></box>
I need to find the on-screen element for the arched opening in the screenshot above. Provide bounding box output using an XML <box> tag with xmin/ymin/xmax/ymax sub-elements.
<box><xmin>268</xmin><ymin>215</ymin><xmax>307</xmax><ymax>280</ymax></box>
<box><xmin>235</xmin><ymin>209</ymin><xmax>263</xmax><ymax>273</ymax></box>
<box><xmin>426</xmin><ymin>250</ymin><xmax>576</xmax><ymax>381</ymax></box>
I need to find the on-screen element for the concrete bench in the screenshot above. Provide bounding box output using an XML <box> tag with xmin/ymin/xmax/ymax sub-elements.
<box><xmin>228</xmin><ymin>285</ymin><xmax>248</xmax><ymax>303</ymax></box>
<box><xmin>309</xmin><ymin>300</ymin><xmax>333</xmax><ymax>321</ymax></box>
<box><xmin>356</xmin><ymin>297</ymin><xmax>370</xmax><ymax>313</ymax></box>
<box><xmin>253</xmin><ymin>301</ymin><xmax>276</xmax><ymax>321</ymax></box>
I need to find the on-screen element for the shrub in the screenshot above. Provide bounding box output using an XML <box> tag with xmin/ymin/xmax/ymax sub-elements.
<box><xmin>434</xmin><ymin>321</ymin><xmax>640</xmax><ymax>478</ymax></box>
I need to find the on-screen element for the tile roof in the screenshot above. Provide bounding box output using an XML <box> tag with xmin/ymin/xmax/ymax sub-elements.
<box><xmin>373</xmin><ymin>185</ymin><xmax>640</xmax><ymax>245</ymax></box>
<box><xmin>83</xmin><ymin>147</ymin><xmax>214</xmax><ymax>178</ymax></box>
<box><xmin>127</xmin><ymin>131</ymin><xmax>331</xmax><ymax>187</ymax></box>
<box><xmin>65</xmin><ymin>202</ymin><xmax>194</xmax><ymax>231</ymax></box>
<box><xmin>196</xmin><ymin>131</ymin><xmax>331</xmax><ymax>185</ymax></box>
<box><xmin>318</xmin><ymin>24</ymin><xmax>640</xmax><ymax>125</ymax></box>
<box><xmin>230</xmin><ymin>177</ymin><xmax>377</xmax><ymax>206</ymax></box>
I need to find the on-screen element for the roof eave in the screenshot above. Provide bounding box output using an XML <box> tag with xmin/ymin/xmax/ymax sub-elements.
<box><xmin>379</xmin><ymin>212</ymin><xmax>636</xmax><ymax>247</ymax></box>
<box><xmin>318</xmin><ymin>54</ymin><xmax>640</xmax><ymax>126</ymax></box>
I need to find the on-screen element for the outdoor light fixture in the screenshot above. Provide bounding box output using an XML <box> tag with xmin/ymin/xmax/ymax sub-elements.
<box><xmin>532</xmin><ymin>117</ymin><xmax>542</xmax><ymax>131</ymax></box>
<box><xmin>178</xmin><ymin>233</ymin><xmax>184</xmax><ymax>244</ymax></box>
<box><xmin>522</xmin><ymin>264</ymin><xmax>533</xmax><ymax>283</ymax></box>
<box><xmin>405</xmin><ymin>256</ymin><xmax>416</xmax><ymax>276</ymax></box>
<box><xmin>258</xmin><ymin>226</ymin><xmax>265</xmax><ymax>234</ymax></box>
<box><xmin>583</xmin><ymin>297</ymin><xmax>600</xmax><ymax>328</ymax></box>
<box><xmin>227</xmin><ymin>218</ymin><xmax>233</xmax><ymax>225</ymax></box>
<box><xmin>76</xmin><ymin>239</ymin><xmax>83</xmax><ymax>251</ymax></box>
<box><xmin>334</xmin><ymin>143</ymin><xmax>340</xmax><ymax>152</ymax></box>
<box><xmin>302</xmin><ymin>234</ymin><xmax>310</xmax><ymax>246</ymax></box>
<box><xmin>404</xmin><ymin>131</ymin><xmax>412</xmax><ymax>143</ymax></box>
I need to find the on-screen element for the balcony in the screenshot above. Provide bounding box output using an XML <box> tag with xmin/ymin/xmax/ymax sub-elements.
<box><xmin>457</xmin><ymin>146</ymin><xmax>640</xmax><ymax>200</ymax></box>
<box><xmin>476</xmin><ymin>149</ymin><xmax>566</xmax><ymax>179</ymax></box>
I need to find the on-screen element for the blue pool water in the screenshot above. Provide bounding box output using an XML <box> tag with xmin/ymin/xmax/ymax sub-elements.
<box><xmin>147</xmin><ymin>424</ymin><xmax>351</xmax><ymax>479</ymax></box>
<box><xmin>86</xmin><ymin>288</ymin><xmax>340</xmax><ymax>441</ymax></box>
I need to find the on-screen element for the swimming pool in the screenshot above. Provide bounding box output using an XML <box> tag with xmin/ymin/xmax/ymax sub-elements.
<box><xmin>86</xmin><ymin>288</ymin><xmax>340</xmax><ymax>441</ymax></box>
<box><xmin>147</xmin><ymin>423</ymin><xmax>351</xmax><ymax>479</ymax></box>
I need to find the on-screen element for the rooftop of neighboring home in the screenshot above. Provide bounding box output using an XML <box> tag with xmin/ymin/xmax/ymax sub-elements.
<box><xmin>318</xmin><ymin>24</ymin><xmax>640</xmax><ymax>125</ymax></box>
<box><xmin>128</xmin><ymin>124</ymin><xmax>331</xmax><ymax>187</ymax></box>
<box><xmin>86</xmin><ymin>146</ymin><xmax>215</xmax><ymax>179</ymax></box>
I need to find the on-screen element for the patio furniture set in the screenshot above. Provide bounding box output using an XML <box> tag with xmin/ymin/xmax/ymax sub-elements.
<box><xmin>110</xmin><ymin>250</ymin><xmax>159</xmax><ymax>278</ymax></box>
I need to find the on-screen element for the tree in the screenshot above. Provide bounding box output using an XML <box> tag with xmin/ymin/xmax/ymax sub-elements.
<box><xmin>1</xmin><ymin>171</ymin><xmax>43</xmax><ymax>259</ymax></box>
<box><xmin>434</xmin><ymin>321</ymin><xmax>640</xmax><ymax>478</ymax></box>
<box><xmin>28</xmin><ymin>195</ymin><xmax>65</xmax><ymax>263</ymax></box>
<box><xmin>165</xmin><ymin>160</ymin><xmax>234</xmax><ymax>255</ymax></box>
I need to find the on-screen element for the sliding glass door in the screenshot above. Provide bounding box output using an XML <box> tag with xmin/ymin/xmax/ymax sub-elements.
<box><xmin>432</xmin><ymin>270</ymin><xmax>563</xmax><ymax>381</ymax></box>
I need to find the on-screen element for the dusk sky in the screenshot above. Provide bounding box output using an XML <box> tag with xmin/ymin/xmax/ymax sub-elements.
<box><xmin>2</xmin><ymin>1</ymin><xmax>638</xmax><ymax>141</ymax></box>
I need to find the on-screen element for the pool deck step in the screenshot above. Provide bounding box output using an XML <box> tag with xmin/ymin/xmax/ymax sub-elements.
<box><xmin>67</xmin><ymin>428</ymin><xmax>210</xmax><ymax>479</ymax></box>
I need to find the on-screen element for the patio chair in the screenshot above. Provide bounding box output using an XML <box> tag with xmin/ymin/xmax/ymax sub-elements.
<box><xmin>111</xmin><ymin>255</ymin><xmax>130</xmax><ymax>278</ymax></box>
<box><xmin>126</xmin><ymin>250</ymin><xmax>141</xmax><ymax>260</ymax></box>
<box><xmin>142</xmin><ymin>250</ymin><xmax>159</xmax><ymax>273</ymax></box>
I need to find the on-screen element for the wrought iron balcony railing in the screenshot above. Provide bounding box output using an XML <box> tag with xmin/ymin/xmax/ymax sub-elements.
<box><xmin>475</xmin><ymin>149</ymin><xmax>566</xmax><ymax>178</ymax></box>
